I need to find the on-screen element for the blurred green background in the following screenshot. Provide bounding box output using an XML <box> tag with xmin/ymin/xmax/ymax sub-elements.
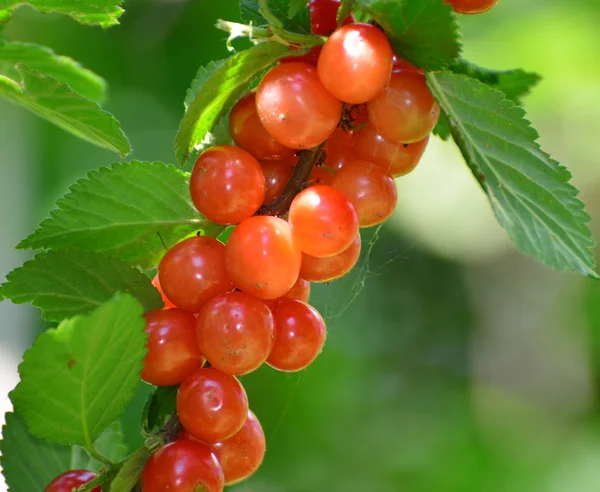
<box><xmin>2</xmin><ymin>0</ymin><xmax>600</xmax><ymax>490</ymax></box>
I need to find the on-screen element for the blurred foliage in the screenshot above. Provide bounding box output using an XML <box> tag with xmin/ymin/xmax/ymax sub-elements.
<box><xmin>2</xmin><ymin>0</ymin><xmax>600</xmax><ymax>490</ymax></box>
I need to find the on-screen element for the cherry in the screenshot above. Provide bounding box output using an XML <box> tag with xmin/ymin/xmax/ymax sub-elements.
<box><xmin>177</xmin><ymin>367</ymin><xmax>249</xmax><ymax>443</ymax></box>
<box><xmin>190</xmin><ymin>145</ymin><xmax>265</xmax><ymax>225</ymax></box>
<box><xmin>196</xmin><ymin>291</ymin><xmax>274</xmax><ymax>375</ymax></box>
<box><xmin>226</xmin><ymin>216</ymin><xmax>302</xmax><ymax>300</ymax></box>
<box><xmin>158</xmin><ymin>236</ymin><xmax>233</xmax><ymax>314</ymax></box>
<box><xmin>141</xmin><ymin>440</ymin><xmax>224</xmax><ymax>492</ymax></box>
<box><xmin>44</xmin><ymin>470</ymin><xmax>99</xmax><ymax>492</ymax></box>
<box><xmin>229</xmin><ymin>92</ymin><xmax>295</xmax><ymax>160</ymax></box>
<box><xmin>332</xmin><ymin>160</ymin><xmax>398</xmax><ymax>227</ymax></box>
<box><xmin>368</xmin><ymin>71</ymin><xmax>440</xmax><ymax>144</ymax></box>
<box><xmin>256</xmin><ymin>62</ymin><xmax>342</xmax><ymax>149</ymax></box>
<box><xmin>300</xmin><ymin>233</ymin><xmax>361</xmax><ymax>282</ymax></box>
<box><xmin>446</xmin><ymin>0</ymin><xmax>500</xmax><ymax>14</ymax></box>
<box><xmin>353</xmin><ymin>124</ymin><xmax>429</xmax><ymax>177</ymax></box>
<box><xmin>308</xmin><ymin>166</ymin><xmax>335</xmax><ymax>187</ymax></box>
<box><xmin>211</xmin><ymin>410</ymin><xmax>266</xmax><ymax>485</ymax></box>
<box><xmin>318</xmin><ymin>23</ymin><xmax>393</xmax><ymax>104</ymax></box>
<box><xmin>261</xmin><ymin>156</ymin><xmax>296</xmax><ymax>204</ymax></box>
<box><xmin>324</xmin><ymin>127</ymin><xmax>355</xmax><ymax>171</ymax></box>
<box><xmin>141</xmin><ymin>308</ymin><xmax>204</xmax><ymax>386</ymax></box>
<box><xmin>267</xmin><ymin>299</ymin><xmax>327</xmax><ymax>372</ymax></box>
<box><xmin>289</xmin><ymin>185</ymin><xmax>359</xmax><ymax>257</ymax></box>
<box><xmin>151</xmin><ymin>274</ymin><xmax>177</xmax><ymax>309</ymax></box>
<box><xmin>392</xmin><ymin>56</ymin><xmax>423</xmax><ymax>74</ymax></box>
<box><xmin>282</xmin><ymin>277</ymin><xmax>311</xmax><ymax>303</ymax></box>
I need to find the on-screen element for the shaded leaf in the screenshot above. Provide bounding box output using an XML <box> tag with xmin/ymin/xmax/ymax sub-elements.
<box><xmin>110</xmin><ymin>446</ymin><xmax>151</xmax><ymax>492</ymax></box>
<box><xmin>142</xmin><ymin>385</ymin><xmax>178</xmax><ymax>431</ymax></box>
<box><xmin>240</xmin><ymin>0</ymin><xmax>311</xmax><ymax>34</ymax></box>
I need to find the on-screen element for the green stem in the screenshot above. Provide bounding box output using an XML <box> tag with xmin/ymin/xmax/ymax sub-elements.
<box><xmin>258</xmin><ymin>0</ymin><xmax>283</xmax><ymax>30</ymax></box>
<box><xmin>88</xmin><ymin>445</ymin><xmax>113</xmax><ymax>466</ymax></box>
<box><xmin>215</xmin><ymin>20</ymin><xmax>324</xmax><ymax>49</ymax></box>
<box><xmin>76</xmin><ymin>464</ymin><xmax>120</xmax><ymax>492</ymax></box>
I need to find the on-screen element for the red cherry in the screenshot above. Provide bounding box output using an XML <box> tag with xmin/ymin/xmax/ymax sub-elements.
<box><xmin>177</xmin><ymin>367</ymin><xmax>249</xmax><ymax>443</ymax></box>
<box><xmin>141</xmin><ymin>440</ymin><xmax>224</xmax><ymax>492</ymax></box>
<box><xmin>446</xmin><ymin>0</ymin><xmax>500</xmax><ymax>14</ymax></box>
<box><xmin>261</xmin><ymin>156</ymin><xmax>296</xmax><ymax>204</ymax></box>
<box><xmin>196</xmin><ymin>292</ymin><xmax>274</xmax><ymax>375</ymax></box>
<box><xmin>142</xmin><ymin>308</ymin><xmax>204</xmax><ymax>386</ymax></box>
<box><xmin>44</xmin><ymin>470</ymin><xmax>99</xmax><ymax>492</ymax></box>
<box><xmin>158</xmin><ymin>236</ymin><xmax>233</xmax><ymax>314</ymax></box>
<box><xmin>190</xmin><ymin>145</ymin><xmax>266</xmax><ymax>225</ymax></box>
<box><xmin>267</xmin><ymin>299</ymin><xmax>327</xmax><ymax>372</ymax></box>
<box><xmin>300</xmin><ymin>234</ymin><xmax>361</xmax><ymax>282</ymax></box>
<box><xmin>151</xmin><ymin>274</ymin><xmax>177</xmax><ymax>309</ymax></box>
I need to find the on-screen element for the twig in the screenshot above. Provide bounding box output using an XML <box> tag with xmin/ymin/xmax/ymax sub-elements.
<box><xmin>258</xmin><ymin>144</ymin><xmax>326</xmax><ymax>216</ymax></box>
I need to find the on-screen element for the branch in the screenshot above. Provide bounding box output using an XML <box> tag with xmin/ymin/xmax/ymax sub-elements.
<box><xmin>259</xmin><ymin>144</ymin><xmax>326</xmax><ymax>216</ymax></box>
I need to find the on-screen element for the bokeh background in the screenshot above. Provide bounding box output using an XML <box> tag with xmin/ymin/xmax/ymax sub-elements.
<box><xmin>2</xmin><ymin>0</ymin><xmax>600</xmax><ymax>490</ymax></box>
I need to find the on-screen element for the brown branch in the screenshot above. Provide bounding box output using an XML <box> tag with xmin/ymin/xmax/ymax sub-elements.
<box><xmin>258</xmin><ymin>143</ymin><xmax>326</xmax><ymax>217</ymax></box>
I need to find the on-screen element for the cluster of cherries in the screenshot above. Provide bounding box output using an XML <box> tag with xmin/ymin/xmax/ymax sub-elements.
<box><xmin>42</xmin><ymin>0</ymin><xmax>500</xmax><ymax>491</ymax></box>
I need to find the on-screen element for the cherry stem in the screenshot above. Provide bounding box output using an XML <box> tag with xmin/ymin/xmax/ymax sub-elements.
<box><xmin>258</xmin><ymin>143</ymin><xmax>326</xmax><ymax>217</ymax></box>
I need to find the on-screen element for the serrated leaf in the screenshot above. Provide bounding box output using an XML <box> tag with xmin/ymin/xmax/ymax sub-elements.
<box><xmin>10</xmin><ymin>295</ymin><xmax>148</xmax><ymax>446</ymax></box>
<box><xmin>70</xmin><ymin>421</ymin><xmax>128</xmax><ymax>470</ymax></box>
<box><xmin>356</xmin><ymin>0</ymin><xmax>460</xmax><ymax>70</ymax></box>
<box><xmin>142</xmin><ymin>385</ymin><xmax>178</xmax><ymax>431</ymax></box>
<box><xmin>175</xmin><ymin>43</ymin><xmax>292</xmax><ymax>165</ymax></box>
<box><xmin>427</xmin><ymin>71</ymin><xmax>597</xmax><ymax>277</ymax></box>
<box><xmin>240</xmin><ymin>0</ymin><xmax>311</xmax><ymax>34</ymax></box>
<box><xmin>0</xmin><ymin>412</ymin><xmax>71</xmax><ymax>492</ymax></box>
<box><xmin>0</xmin><ymin>0</ymin><xmax>125</xmax><ymax>27</ymax></box>
<box><xmin>0</xmin><ymin>416</ymin><xmax>128</xmax><ymax>492</ymax></box>
<box><xmin>0</xmin><ymin>66</ymin><xmax>129</xmax><ymax>155</ymax></box>
<box><xmin>0</xmin><ymin>250</ymin><xmax>163</xmax><ymax>322</ymax></box>
<box><xmin>337</xmin><ymin>0</ymin><xmax>356</xmax><ymax>26</ymax></box>
<box><xmin>17</xmin><ymin>161</ymin><xmax>224</xmax><ymax>269</ymax></box>
<box><xmin>110</xmin><ymin>446</ymin><xmax>151</xmax><ymax>492</ymax></box>
<box><xmin>450</xmin><ymin>59</ymin><xmax>541</xmax><ymax>104</ymax></box>
<box><xmin>0</xmin><ymin>40</ymin><xmax>106</xmax><ymax>102</ymax></box>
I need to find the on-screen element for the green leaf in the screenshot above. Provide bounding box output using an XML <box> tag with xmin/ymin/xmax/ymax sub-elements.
<box><xmin>427</xmin><ymin>71</ymin><xmax>597</xmax><ymax>277</ymax></box>
<box><xmin>356</xmin><ymin>0</ymin><xmax>460</xmax><ymax>70</ymax></box>
<box><xmin>0</xmin><ymin>40</ymin><xmax>106</xmax><ymax>102</ymax></box>
<box><xmin>434</xmin><ymin>62</ymin><xmax>541</xmax><ymax>141</ymax></box>
<box><xmin>70</xmin><ymin>421</ymin><xmax>128</xmax><ymax>470</ymax></box>
<box><xmin>450</xmin><ymin>59</ymin><xmax>541</xmax><ymax>104</ymax></box>
<box><xmin>110</xmin><ymin>446</ymin><xmax>151</xmax><ymax>492</ymax></box>
<box><xmin>0</xmin><ymin>250</ymin><xmax>163</xmax><ymax>322</ymax></box>
<box><xmin>17</xmin><ymin>161</ymin><xmax>224</xmax><ymax>269</ymax></box>
<box><xmin>0</xmin><ymin>67</ymin><xmax>129</xmax><ymax>155</ymax></box>
<box><xmin>0</xmin><ymin>416</ymin><xmax>128</xmax><ymax>492</ymax></box>
<box><xmin>0</xmin><ymin>0</ymin><xmax>125</xmax><ymax>27</ymax></box>
<box><xmin>240</xmin><ymin>0</ymin><xmax>311</xmax><ymax>34</ymax></box>
<box><xmin>10</xmin><ymin>294</ymin><xmax>148</xmax><ymax>446</ymax></box>
<box><xmin>337</xmin><ymin>0</ymin><xmax>356</xmax><ymax>26</ymax></box>
<box><xmin>0</xmin><ymin>412</ymin><xmax>71</xmax><ymax>492</ymax></box>
<box><xmin>142</xmin><ymin>385</ymin><xmax>178</xmax><ymax>431</ymax></box>
<box><xmin>175</xmin><ymin>42</ymin><xmax>292</xmax><ymax>165</ymax></box>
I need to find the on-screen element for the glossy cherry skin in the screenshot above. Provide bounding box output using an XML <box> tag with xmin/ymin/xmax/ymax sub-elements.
<box><xmin>158</xmin><ymin>236</ymin><xmax>233</xmax><ymax>314</ymax></box>
<box><xmin>141</xmin><ymin>440</ymin><xmax>224</xmax><ymax>492</ymax></box>
<box><xmin>261</xmin><ymin>156</ymin><xmax>296</xmax><ymax>204</ymax></box>
<box><xmin>289</xmin><ymin>185</ymin><xmax>359</xmax><ymax>257</ymax></box>
<box><xmin>151</xmin><ymin>274</ymin><xmax>177</xmax><ymax>309</ymax></box>
<box><xmin>392</xmin><ymin>56</ymin><xmax>424</xmax><ymax>74</ymax></box>
<box><xmin>308</xmin><ymin>166</ymin><xmax>335</xmax><ymax>187</ymax></box>
<box><xmin>368</xmin><ymin>71</ymin><xmax>440</xmax><ymax>144</ymax></box>
<box><xmin>177</xmin><ymin>367</ymin><xmax>249</xmax><ymax>443</ymax></box>
<box><xmin>196</xmin><ymin>291</ymin><xmax>274</xmax><ymax>375</ymax></box>
<box><xmin>332</xmin><ymin>160</ymin><xmax>398</xmax><ymax>227</ymax></box>
<box><xmin>229</xmin><ymin>92</ymin><xmax>295</xmax><ymax>160</ymax></box>
<box><xmin>256</xmin><ymin>62</ymin><xmax>342</xmax><ymax>149</ymax></box>
<box><xmin>446</xmin><ymin>0</ymin><xmax>500</xmax><ymax>14</ymax></box>
<box><xmin>281</xmin><ymin>0</ymin><xmax>354</xmax><ymax>65</ymax></box>
<box><xmin>45</xmin><ymin>471</ymin><xmax>99</xmax><ymax>492</ymax></box>
<box><xmin>141</xmin><ymin>308</ymin><xmax>204</xmax><ymax>386</ymax></box>
<box><xmin>211</xmin><ymin>410</ymin><xmax>266</xmax><ymax>485</ymax></box>
<box><xmin>300</xmin><ymin>233</ymin><xmax>361</xmax><ymax>282</ymax></box>
<box><xmin>318</xmin><ymin>23</ymin><xmax>393</xmax><ymax>104</ymax></box>
<box><xmin>267</xmin><ymin>299</ymin><xmax>327</xmax><ymax>372</ymax></box>
<box><xmin>226</xmin><ymin>216</ymin><xmax>302</xmax><ymax>300</ymax></box>
<box><xmin>353</xmin><ymin>124</ymin><xmax>429</xmax><ymax>177</ymax></box>
<box><xmin>190</xmin><ymin>145</ymin><xmax>266</xmax><ymax>225</ymax></box>
<box><xmin>282</xmin><ymin>277</ymin><xmax>311</xmax><ymax>303</ymax></box>
<box><xmin>324</xmin><ymin>127</ymin><xmax>355</xmax><ymax>171</ymax></box>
